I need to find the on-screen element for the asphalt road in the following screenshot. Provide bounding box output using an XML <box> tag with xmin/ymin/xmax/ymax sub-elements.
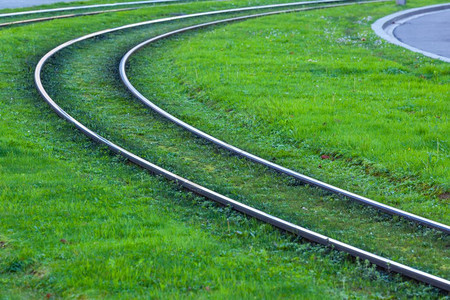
<box><xmin>394</xmin><ymin>9</ymin><xmax>450</xmax><ymax>59</ymax></box>
<box><xmin>0</xmin><ymin>0</ymin><xmax>80</xmax><ymax>9</ymax></box>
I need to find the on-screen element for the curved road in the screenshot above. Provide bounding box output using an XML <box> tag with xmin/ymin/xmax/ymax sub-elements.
<box><xmin>394</xmin><ymin>9</ymin><xmax>450</xmax><ymax>60</ymax></box>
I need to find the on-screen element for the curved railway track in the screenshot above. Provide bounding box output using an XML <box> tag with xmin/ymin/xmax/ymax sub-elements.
<box><xmin>119</xmin><ymin>15</ymin><xmax>450</xmax><ymax>234</ymax></box>
<box><xmin>0</xmin><ymin>0</ymin><xmax>184</xmax><ymax>28</ymax></box>
<box><xmin>0</xmin><ymin>7</ymin><xmax>141</xmax><ymax>27</ymax></box>
<box><xmin>0</xmin><ymin>0</ymin><xmax>178</xmax><ymax>18</ymax></box>
<box><xmin>0</xmin><ymin>0</ymin><xmax>346</xmax><ymax>28</ymax></box>
<box><xmin>34</xmin><ymin>0</ymin><xmax>450</xmax><ymax>291</ymax></box>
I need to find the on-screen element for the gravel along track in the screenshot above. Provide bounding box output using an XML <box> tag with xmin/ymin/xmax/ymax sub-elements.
<box><xmin>34</xmin><ymin>0</ymin><xmax>450</xmax><ymax>291</ymax></box>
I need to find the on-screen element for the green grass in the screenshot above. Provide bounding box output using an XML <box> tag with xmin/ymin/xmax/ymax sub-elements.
<box><xmin>127</xmin><ymin>0</ymin><xmax>449</xmax><ymax>221</ymax></box>
<box><xmin>0</xmin><ymin>0</ymin><xmax>309</xmax><ymax>16</ymax></box>
<box><xmin>0</xmin><ymin>0</ymin><xmax>449</xmax><ymax>298</ymax></box>
<box><xmin>145</xmin><ymin>0</ymin><xmax>450</xmax><ymax>188</ymax></box>
<box><xmin>0</xmin><ymin>0</ymin><xmax>209</xmax><ymax>25</ymax></box>
<box><xmin>0</xmin><ymin>0</ymin><xmax>335</xmax><ymax>27</ymax></box>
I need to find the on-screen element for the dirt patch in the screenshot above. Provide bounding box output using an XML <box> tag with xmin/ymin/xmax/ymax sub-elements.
<box><xmin>438</xmin><ymin>192</ymin><xmax>450</xmax><ymax>200</ymax></box>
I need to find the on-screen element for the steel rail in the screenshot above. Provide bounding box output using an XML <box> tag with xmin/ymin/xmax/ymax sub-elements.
<box><xmin>0</xmin><ymin>0</ymin><xmax>179</xmax><ymax>18</ymax></box>
<box><xmin>119</xmin><ymin>5</ymin><xmax>450</xmax><ymax>234</ymax></box>
<box><xmin>34</xmin><ymin>1</ymin><xmax>450</xmax><ymax>291</ymax></box>
<box><xmin>0</xmin><ymin>7</ymin><xmax>139</xmax><ymax>28</ymax></box>
<box><xmin>0</xmin><ymin>0</ymin><xmax>343</xmax><ymax>28</ymax></box>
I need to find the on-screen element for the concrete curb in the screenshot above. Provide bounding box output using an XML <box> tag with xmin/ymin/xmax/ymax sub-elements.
<box><xmin>371</xmin><ymin>3</ymin><xmax>450</xmax><ymax>63</ymax></box>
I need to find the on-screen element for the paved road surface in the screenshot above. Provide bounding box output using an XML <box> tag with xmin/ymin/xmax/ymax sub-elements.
<box><xmin>0</xmin><ymin>0</ymin><xmax>80</xmax><ymax>9</ymax></box>
<box><xmin>394</xmin><ymin>9</ymin><xmax>450</xmax><ymax>59</ymax></box>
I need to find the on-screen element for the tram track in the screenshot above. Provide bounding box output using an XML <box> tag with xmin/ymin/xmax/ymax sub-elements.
<box><xmin>0</xmin><ymin>0</ymin><xmax>179</xmax><ymax>18</ymax></box>
<box><xmin>0</xmin><ymin>0</ymin><xmax>348</xmax><ymax>28</ymax></box>
<box><xmin>0</xmin><ymin>0</ymin><xmax>193</xmax><ymax>28</ymax></box>
<box><xmin>0</xmin><ymin>0</ymin><xmax>230</xmax><ymax>28</ymax></box>
<box><xmin>0</xmin><ymin>0</ymin><xmax>352</xmax><ymax>28</ymax></box>
<box><xmin>0</xmin><ymin>7</ymin><xmax>141</xmax><ymax>28</ymax></box>
<box><xmin>34</xmin><ymin>0</ymin><xmax>450</xmax><ymax>291</ymax></box>
<box><xmin>119</xmin><ymin>10</ymin><xmax>450</xmax><ymax>234</ymax></box>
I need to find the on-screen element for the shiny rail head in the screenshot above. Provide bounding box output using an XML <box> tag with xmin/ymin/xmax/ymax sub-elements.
<box><xmin>0</xmin><ymin>0</ymin><xmax>180</xmax><ymax>18</ymax></box>
<box><xmin>0</xmin><ymin>7</ymin><xmax>139</xmax><ymax>28</ymax></box>
<box><xmin>118</xmin><ymin>2</ymin><xmax>449</xmax><ymax>234</ymax></box>
<box><xmin>34</xmin><ymin>0</ymin><xmax>449</xmax><ymax>292</ymax></box>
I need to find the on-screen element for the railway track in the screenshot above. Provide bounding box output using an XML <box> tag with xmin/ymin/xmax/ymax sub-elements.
<box><xmin>0</xmin><ymin>0</ymin><xmax>185</xmax><ymax>28</ymax></box>
<box><xmin>34</xmin><ymin>0</ymin><xmax>450</xmax><ymax>291</ymax></box>
<box><xmin>119</xmin><ymin>11</ymin><xmax>450</xmax><ymax>234</ymax></box>
<box><xmin>0</xmin><ymin>0</ymin><xmax>179</xmax><ymax>18</ymax></box>
<box><xmin>0</xmin><ymin>0</ymin><xmax>352</xmax><ymax>27</ymax></box>
<box><xmin>0</xmin><ymin>7</ymin><xmax>142</xmax><ymax>27</ymax></box>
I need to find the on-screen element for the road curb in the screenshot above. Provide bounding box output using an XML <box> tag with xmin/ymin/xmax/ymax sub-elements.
<box><xmin>371</xmin><ymin>3</ymin><xmax>450</xmax><ymax>62</ymax></box>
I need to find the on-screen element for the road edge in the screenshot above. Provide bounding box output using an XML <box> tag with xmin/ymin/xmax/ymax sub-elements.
<box><xmin>371</xmin><ymin>3</ymin><xmax>450</xmax><ymax>63</ymax></box>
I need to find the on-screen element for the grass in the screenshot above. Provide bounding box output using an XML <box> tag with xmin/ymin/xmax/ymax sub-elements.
<box><xmin>0</xmin><ymin>0</ymin><xmax>312</xmax><ymax>16</ymax></box>
<box><xmin>0</xmin><ymin>0</ymin><xmax>341</xmax><ymax>27</ymax></box>
<box><xmin>145</xmin><ymin>0</ymin><xmax>450</xmax><ymax>188</ymax></box>
<box><xmin>0</xmin><ymin>0</ymin><xmax>449</xmax><ymax>298</ymax></box>
<box><xmin>127</xmin><ymin>0</ymin><xmax>449</xmax><ymax>221</ymax></box>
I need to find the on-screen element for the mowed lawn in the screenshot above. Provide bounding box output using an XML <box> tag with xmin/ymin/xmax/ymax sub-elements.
<box><xmin>145</xmin><ymin>1</ymin><xmax>449</xmax><ymax>188</ymax></box>
<box><xmin>0</xmin><ymin>0</ymin><xmax>449</xmax><ymax>298</ymax></box>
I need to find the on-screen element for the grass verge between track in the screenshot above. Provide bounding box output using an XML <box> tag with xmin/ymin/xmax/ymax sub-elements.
<box><xmin>132</xmin><ymin>0</ymin><xmax>449</xmax><ymax>188</ymax></box>
<box><xmin>0</xmin><ymin>0</ymin><xmax>448</xmax><ymax>298</ymax></box>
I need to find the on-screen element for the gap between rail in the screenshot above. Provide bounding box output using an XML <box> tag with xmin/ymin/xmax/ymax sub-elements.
<box><xmin>0</xmin><ymin>0</ymin><xmax>179</xmax><ymax>18</ymax></box>
<box><xmin>0</xmin><ymin>7</ymin><xmax>139</xmax><ymax>28</ymax></box>
<box><xmin>119</xmin><ymin>3</ymin><xmax>449</xmax><ymax>233</ymax></box>
<box><xmin>34</xmin><ymin>0</ymin><xmax>450</xmax><ymax>291</ymax></box>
